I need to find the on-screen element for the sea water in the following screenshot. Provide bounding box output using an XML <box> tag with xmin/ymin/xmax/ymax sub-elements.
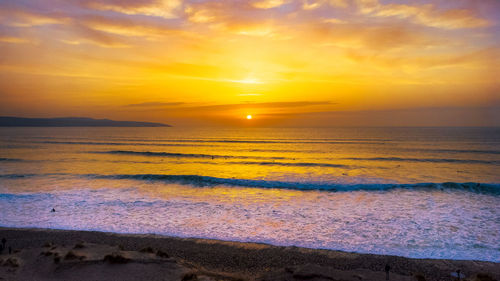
<box><xmin>0</xmin><ymin>127</ymin><xmax>499</xmax><ymax>261</ymax></box>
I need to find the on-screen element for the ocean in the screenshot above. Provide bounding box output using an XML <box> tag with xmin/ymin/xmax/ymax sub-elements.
<box><xmin>0</xmin><ymin>127</ymin><xmax>499</xmax><ymax>261</ymax></box>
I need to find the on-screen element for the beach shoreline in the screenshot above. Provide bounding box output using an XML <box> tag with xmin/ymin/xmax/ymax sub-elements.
<box><xmin>0</xmin><ymin>227</ymin><xmax>498</xmax><ymax>280</ymax></box>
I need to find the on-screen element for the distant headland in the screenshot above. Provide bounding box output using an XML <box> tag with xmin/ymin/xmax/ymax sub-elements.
<box><xmin>0</xmin><ymin>117</ymin><xmax>171</xmax><ymax>127</ymax></box>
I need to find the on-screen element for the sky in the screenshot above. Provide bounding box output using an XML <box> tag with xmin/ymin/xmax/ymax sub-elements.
<box><xmin>0</xmin><ymin>0</ymin><xmax>499</xmax><ymax>127</ymax></box>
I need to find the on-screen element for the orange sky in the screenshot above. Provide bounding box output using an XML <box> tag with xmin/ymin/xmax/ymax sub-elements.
<box><xmin>0</xmin><ymin>0</ymin><xmax>499</xmax><ymax>126</ymax></box>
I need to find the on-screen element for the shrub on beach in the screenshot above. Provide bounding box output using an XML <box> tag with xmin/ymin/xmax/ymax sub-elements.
<box><xmin>73</xmin><ymin>242</ymin><xmax>85</xmax><ymax>249</ymax></box>
<box><xmin>3</xmin><ymin>257</ymin><xmax>19</xmax><ymax>267</ymax></box>
<box><xmin>156</xmin><ymin>250</ymin><xmax>169</xmax><ymax>258</ymax></box>
<box><xmin>475</xmin><ymin>273</ymin><xmax>496</xmax><ymax>281</ymax></box>
<box><xmin>414</xmin><ymin>273</ymin><xmax>426</xmax><ymax>281</ymax></box>
<box><xmin>103</xmin><ymin>253</ymin><xmax>130</xmax><ymax>264</ymax></box>
<box><xmin>64</xmin><ymin>251</ymin><xmax>78</xmax><ymax>260</ymax></box>
<box><xmin>140</xmin><ymin>247</ymin><xmax>154</xmax><ymax>253</ymax></box>
<box><xmin>181</xmin><ymin>273</ymin><xmax>198</xmax><ymax>281</ymax></box>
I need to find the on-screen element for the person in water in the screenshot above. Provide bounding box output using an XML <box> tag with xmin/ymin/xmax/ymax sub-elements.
<box><xmin>385</xmin><ymin>264</ymin><xmax>391</xmax><ymax>280</ymax></box>
<box><xmin>0</xmin><ymin>238</ymin><xmax>6</xmax><ymax>254</ymax></box>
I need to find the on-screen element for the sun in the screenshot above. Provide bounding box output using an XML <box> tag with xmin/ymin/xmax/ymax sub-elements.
<box><xmin>229</xmin><ymin>75</ymin><xmax>262</xmax><ymax>84</ymax></box>
<box><xmin>238</xmin><ymin>78</ymin><xmax>261</xmax><ymax>84</ymax></box>
<box><xmin>246</xmin><ymin>114</ymin><xmax>252</xmax><ymax>120</ymax></box>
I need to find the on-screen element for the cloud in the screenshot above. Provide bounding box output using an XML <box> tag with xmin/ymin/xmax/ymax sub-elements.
<box><xmin>118</xmin><ymin>101</ymin><xmax>337</xmax><ymax>116</ymax></box>
<box><xmin>0</xmin><ymin>36</ymin><xmax>30</xmax><ymax>44</ymax></box>
<box><xmin>186</xmin><ymin>101</ymin><xmax>336</xmax><ymax>111</ymax></box>
<box><xmin>322</xmin><ymin>18</ymin><xmax>346</xmax><ymax>24</ymax></box>
<box><xmin>126</xmin><ymin>102</ymin><xmax>185</xmax><ymax>107</ymax></box>
<box><xmin>70</xmin><ymin>24</ymin><xmax>131</xmax><ymax>47</ymax></box>
<box><xmin>302</xmin><ymin>0</ymin><xmax>348</xmax><ymax>10</ymax></box>
<box><xmin>251</xmin><ymin>0</ymin><xmax>291</xmax><ymax>9</ymax></box>
<box><xmin>183</xmin><ymin>1</ymin><xmax>282</xmax><ymax>37</ymax></box>
<box><xmin>358</xmin><ymin>0</ymin><xmax>491</xmax><ymax>29</ymax></box>
<box><xmin>0</xmin><ymin>8</ymin><xmax>70</xmax><ymax>27</ymax></box>
<box><xmin>80</xmin><ymin>15</ymin><xmax>176</xmax><ymax>38</ymax></box>
<box><xmin>0</xmin><ymin>24</ymin><xmax>37</xmax><ymax>44</ymax></box>
<box><xmin>0</xmin><ymin>2</ymin><xmax>133</xmax><ymax>47</ymax></box>
<box><xmin>82</xmin><ymin>0</ymin><xmax>182</xmax><ymax>19</ymax></box>
<box><xmin>309</xmin><ymin>21</ymin><xmax>438</xmax><ymax>50</ymax></box>
<box><xmin>345</xmin><ymin>46</ymin><xmax>500</xmax><ymax>70</ymax></box>
<box><xmin>184</xmin><ymin>6</ymin><xmax>216</xmax><ymax>23</ymax></box>
<box><xmin>144</xmin><ymin>62</ymin><xmax>224</xmax><ymax>79</ymax></box>
<box><xmin>302</xmin><ymin>106</ymin><xmax>500</xmax><ymax>127</ymax></box>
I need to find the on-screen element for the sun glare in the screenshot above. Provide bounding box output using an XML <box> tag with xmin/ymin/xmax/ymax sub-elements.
<box><xmin>239</xmin><ymin>78</ymin><xmax>260</xmax><ymax>84</ymax></box>
<box><xmin>230</xmin><ymin>76</ymin><xmax>262</xmax><ymax>84</ymax></box>
<box><xmin>246</xmin><ymin>115</ymin><xmax>252</xmax><ymax>120</ymax></box>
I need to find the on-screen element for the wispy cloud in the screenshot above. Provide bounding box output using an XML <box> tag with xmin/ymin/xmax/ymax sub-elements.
<box><xmin>82</xmin><ymin>0</ymin><xmax>182</xmax><ymax>19</ymax></box>
<box><xmin>252</xmin><ymin>0</ymin><xmax>291</xmax><ymax>9</ymax></box>
<box><xmin>185</xmin><ymin>101</ymin><xmax>336</xmax><ymax>111</ymax></box>
<box><xmin>79</xmin><ymin>15</ymin><xmax>177</xmax><ymax>39</ymax></box>
<box><xmin>0</xmin><ymin>8</ymin><xmax>70</xmax><ymax>27</ymax></box>
<box><xmin>302</xmin><ymin>0</ymin><xmax>348</xmax><ymax>10</ymax></box>
<box><xmin>0</xmin><ymin>36</ymin><xmax>31</xmax><ymax>44</ymax></box>
<box><xmin>126</xmin><ymin>102</ymin><xmax>185</xmax><ymax>107</ymax></box>
<box><xmin>358</xmin><ymin>0</ymin><xmax>492</xmax><ymax>29</ymax></box>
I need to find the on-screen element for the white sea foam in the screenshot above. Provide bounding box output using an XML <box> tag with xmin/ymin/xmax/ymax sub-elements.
<box><xmin>0</xmin><ymin>181</ymin><xmax>499</xmax><ymax>262</ymax></box>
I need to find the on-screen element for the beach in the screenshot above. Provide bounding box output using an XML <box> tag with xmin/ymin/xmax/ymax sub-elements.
<box><xmin>0</xmin><ymin>227</ymin><xmax>499</xmax><ymax>281</ymax></box>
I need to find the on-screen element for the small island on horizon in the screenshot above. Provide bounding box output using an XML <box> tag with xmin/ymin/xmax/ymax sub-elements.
<box><xmin>0</xmin><ymin>116</ymin><xmax>171</xmax><ymax>127</ymax></box>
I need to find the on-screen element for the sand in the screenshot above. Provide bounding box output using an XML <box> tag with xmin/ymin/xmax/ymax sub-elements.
<box><xmin>0</xmin><ymin>227</ymin><xmax>498</xmax><ymax>281</ymax></box>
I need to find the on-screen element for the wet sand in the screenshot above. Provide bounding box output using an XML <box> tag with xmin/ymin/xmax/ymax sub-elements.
<box><xmin>0</xmin><ymin>227</ymin><xmax>498</xmax><ymax>281</ymax></box>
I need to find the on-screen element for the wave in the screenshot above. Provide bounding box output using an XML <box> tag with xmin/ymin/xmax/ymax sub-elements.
<box><xmin>38</xmin><ymin>141</ymin><xmax>324</xmax><ymax>154</ymax></box>
<box><xmin>36</xmin><ymin>141</ymin><xmax>217</xmax><ymax>147</ymax></box>
<box><xmin>0</xmin><ymin>173</ymin><xmax>69</xmax><ymax>178</ymax></box>
<box><xmin>79</xmin><ymin>137</ymin><xmax>388</xmax><ymax>144</ymax></box>
<box><xmin>99</xmin><ymin>150</ymin><xmax>286</xmax><ymax>160</ymax></box>
<box><xmin>31</xmin><ymin>141</ymin><xmax>500</xmax><ymax>155</ymax></box>
<box><xmin>1</xmin><ymin>172</ymin><xmax>498</xmax><ymax>194</ymax></box>
<box><xmin>0</xmin><ymin>174</ymin><xmax>36</xmax><ymax>178</ymax></box>
<box><xmin>343</xmin><ymin>157</ymin><xmax>499</xmax><ymax>165</ymax></box>
<box><xmin>83</xmin><ymin>174</ymin><xmax>500</xmax><ymax>194</ymax></box>
<box><xmin>81</xmin><ymin>139</ymin><xmax>386</xmax><ymax>145</ymax></box>
<box><xmin>0</xmin><ymin>158</ymin><xmax>21</xmax><ymax>162</ymax></box>
<box><xmin>186</xmin><ymin>140</ymin><xmax>386</xmax><ymax>144</ymax></box>
<box><xmin>227</xmin><ymin>161</ymin><xmax>348</xmax><ymax>168</ymax></box>
<box><xmin>431</xmin><ymin>149</ymin><xmax>500</xmax><ymax>155</ymax></box>
<box><xmin>0</xmin><ymin>193</ymin><xmax>54</xmax><ymax>200</ymax></box>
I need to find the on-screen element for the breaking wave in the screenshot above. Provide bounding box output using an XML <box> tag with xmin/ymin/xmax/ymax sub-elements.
<box><xmin>343</xmin><ymin>157</ymin><xmax>499</xmax><ymax>165</ymax></box>
<box><xmin>0</xmin><ymin>158</ymin><xmax>21</xmax><ymax>162</ymax></box>
<box><xmin>81</xmin><ymin>174</ymin><xmax>500</xmax><ymax>194</ymax></box>
<box><xmin>226</xmin><ymin>161</ymin><xmax>348</xmax><ymax>168</ymax></box>
<box><xmin>99</xmin><ymin>150</ymin><xmax>286</xmax><ymax>160</ymax></box>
